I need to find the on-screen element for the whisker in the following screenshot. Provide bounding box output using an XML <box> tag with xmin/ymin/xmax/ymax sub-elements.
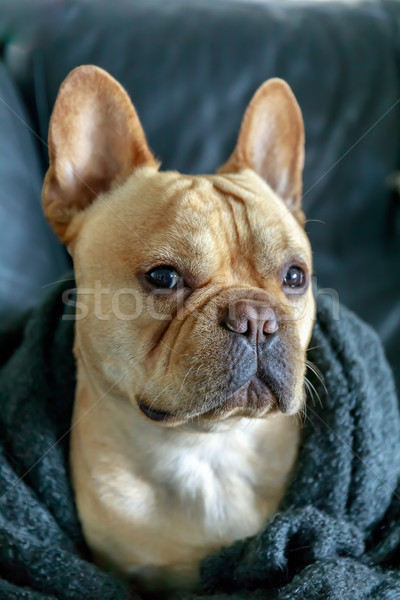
<box><xmin>304</xmin><ymin>218</ymin><xmax>326</xmax><ymax>225</ymax></box>
<box><xmin>307</xmin><ymin>344</ymin><xmax>322</xmax><ymax>352</ymax></box>
<box><xmin>306</xmin><ymin>360</ymin><xmax>328</xmax><ymax>397</ymax></box>
<box><xmin>41</xmin><ymin>277</ymin><xmax>76</xmax><ymax>289</ymax></box>
<box><xmin>304</xmin><ymin>375</ymin><xmax>323</xmax><ymax>409</ymax></box>
<box><xmin>301</xmin><ymin>381</ymin><xmax>311</xmax><ymax>426</ymax></box>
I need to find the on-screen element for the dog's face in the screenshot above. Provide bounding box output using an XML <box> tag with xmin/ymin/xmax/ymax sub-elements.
<box><xmin>42</xmin><ymin>66</ymin><xmax>315</xmax><ymax>428</ymax></box>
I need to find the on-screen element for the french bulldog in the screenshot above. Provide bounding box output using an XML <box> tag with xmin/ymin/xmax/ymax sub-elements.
<box><xmin>42</xmin><ymin>66</ymin><xmax>315</xmax><ymax>594</ymax></box>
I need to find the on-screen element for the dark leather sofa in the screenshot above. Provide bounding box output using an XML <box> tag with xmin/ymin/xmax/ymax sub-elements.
<box><xmin>0</xmin><ymin>0</ymin><xmax>399</xmax><ymax>390</ymax></box>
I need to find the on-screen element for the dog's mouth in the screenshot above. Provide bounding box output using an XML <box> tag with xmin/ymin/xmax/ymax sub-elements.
<box><xmin>137</xmin><ymin>398</ymin><xmax>213</xmax><ymax>424</ymax></box>
<box><xmin>137</xmin><ymin>401</ymin><xmax>174</xmax><ymax>423</ymax></box>
<box><xmin>137</xmin><ymin>376</ymin><xmax>281</xmax><ymax>425</ymax></box>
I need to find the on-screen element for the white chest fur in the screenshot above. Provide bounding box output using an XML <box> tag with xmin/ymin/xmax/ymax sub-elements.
<box><xmin>71</xmin><ymin>385</ymin><xmax>300</xmax><ymax>589</ymax></box>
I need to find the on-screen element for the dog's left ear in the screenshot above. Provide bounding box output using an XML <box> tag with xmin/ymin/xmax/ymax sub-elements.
<box><xmin>42</xmin><ymin>65</ymin><xmax>158</xmax><ymax>244</ymax></box>
<box><xmin>218</xmin><ymin>79</ymin><xmax>305</xmax><ymax>224</ymax></box>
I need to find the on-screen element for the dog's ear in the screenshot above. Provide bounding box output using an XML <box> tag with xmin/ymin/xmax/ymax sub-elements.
<box><xmin>42</xmin><ymin>65</ymin><xmax>158</xmax><ymax>243</ymax></box>
<box><xmin>218</xmin><ymin>79</ymin><xmax>305</xmax><ymax>224</ymax></box>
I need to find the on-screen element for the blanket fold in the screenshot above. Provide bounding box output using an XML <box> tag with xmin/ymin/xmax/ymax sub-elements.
<box><xmin>0</xmin><ymin>277</ymin><xmax>400</xmax><ymax>600</ymax></box>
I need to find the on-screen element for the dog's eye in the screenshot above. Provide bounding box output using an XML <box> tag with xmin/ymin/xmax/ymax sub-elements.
<box><xmin>283</xmin><ymin>266</ymin><xmax>306</xmax><ymax>289</ymax></box>
<box><xmin>146</xmin><ymin>266</ymin><xmax>181</xmax><ymax>290</ymax></box>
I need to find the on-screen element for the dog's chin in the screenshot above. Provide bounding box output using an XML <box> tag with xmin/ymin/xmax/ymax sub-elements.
<box><xmin>137</xmin><ymin>376</ymin><xmax>302</xmax><ymax>428</ymax></box>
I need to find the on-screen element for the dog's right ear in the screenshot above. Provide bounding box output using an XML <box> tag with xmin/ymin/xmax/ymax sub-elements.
<box><xmin>42</xmin><ymin>65</ymin><xmax>158</xmax><ymax>244</ymax></box>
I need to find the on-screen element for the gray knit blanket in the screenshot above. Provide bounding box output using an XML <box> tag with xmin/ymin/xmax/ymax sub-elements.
<box><xmin>0</xmin><ymin>277</ymin><xmax>400</xmax><ymax>600</ymax></box>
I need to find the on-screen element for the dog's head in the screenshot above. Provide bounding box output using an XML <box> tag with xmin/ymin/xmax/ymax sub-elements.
<box><xmin>42</xmin><ymin>66</ymin><xmax>315</xmax><ymax>428</ymax></box>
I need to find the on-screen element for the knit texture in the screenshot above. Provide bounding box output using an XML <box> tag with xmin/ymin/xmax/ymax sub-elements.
<box><xmin>0</xmin><ymin>277</ymin><xmax>400</xmax><ymax>599</ymax></box>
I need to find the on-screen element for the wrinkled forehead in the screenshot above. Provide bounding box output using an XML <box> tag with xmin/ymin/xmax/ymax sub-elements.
<box><xmin>82</xmin><ymin>169</ymin><xmax>310</xmax><ymax>273</ymax></box>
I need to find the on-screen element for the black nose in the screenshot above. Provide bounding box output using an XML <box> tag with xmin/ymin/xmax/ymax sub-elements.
<box><xmin>222</xmin><ymin>300</ymin><xmax>278</xmax><ymax>344</ymax></box>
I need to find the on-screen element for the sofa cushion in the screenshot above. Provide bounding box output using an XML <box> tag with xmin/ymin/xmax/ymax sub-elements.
<box><xmin>0</xmin><ymin>60</ymin><xmax>69</xmax><ymax>320</ymax></box>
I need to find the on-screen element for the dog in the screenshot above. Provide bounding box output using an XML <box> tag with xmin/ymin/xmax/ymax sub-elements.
<box><xmin>42</xmin><ymin>66</ymin><xmax>315</xmax><ymax>594</ymax></box>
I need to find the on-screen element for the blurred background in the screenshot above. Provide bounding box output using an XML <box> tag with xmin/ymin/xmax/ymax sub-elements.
<box><xmin>0</xmin><ymin>0</ymin><xmax>399</xmax><ymax>390</ymax></box>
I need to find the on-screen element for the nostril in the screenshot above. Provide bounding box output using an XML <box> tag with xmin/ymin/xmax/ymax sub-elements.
<box><xmin>224</xmin><ymin>319</ymin><xmax>236</xmax><ymax>333</ymax></box>
<box><xmin>263</xmin><ymin>317</ymin><xmax>279</xmax><ymax>336</ymax></box>
<box><xmin>223</xmin><ymin>315</ymin><xmax>249</xmax><ymax>335</ymax></box>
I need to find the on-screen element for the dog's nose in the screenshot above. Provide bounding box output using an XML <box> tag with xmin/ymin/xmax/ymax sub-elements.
<box><xmin>222</xmin><ymin>300</ymin><xmax>278</xmax><ymax>344</ymax></box>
